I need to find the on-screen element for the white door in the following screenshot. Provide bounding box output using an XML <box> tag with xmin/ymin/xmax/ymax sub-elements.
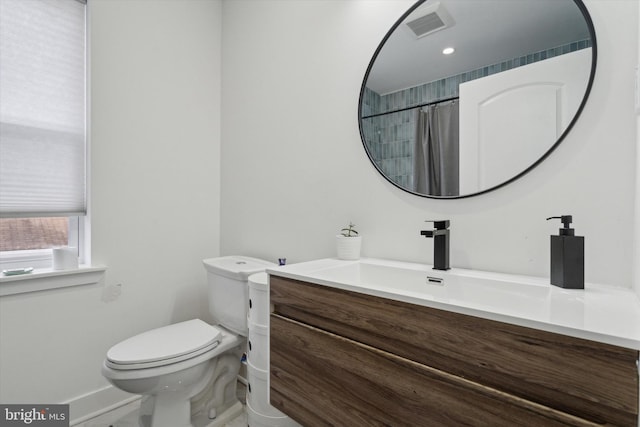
<box><xmin>459</xmin><ymin>48</ymin><xmax>591</xmax><ymax>194</ymax></box>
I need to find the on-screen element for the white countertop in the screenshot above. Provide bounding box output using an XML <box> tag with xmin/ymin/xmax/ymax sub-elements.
<box><xmin>267</xmin><ymin>258</ymin><xmax>640</xmax><ymax>351</ymax></box>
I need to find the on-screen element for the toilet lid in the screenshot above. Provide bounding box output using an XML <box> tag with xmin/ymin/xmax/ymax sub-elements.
<box><xmin>106</xmin><ymin>319</ymin><xmax>222</xmax><ymax>369</ymax></box>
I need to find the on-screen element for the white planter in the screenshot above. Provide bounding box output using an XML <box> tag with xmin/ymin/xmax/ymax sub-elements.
<box><xmin>335</xmin><ymin>235</ymin><xmax>362</xmax><ymax>260</ymax></box>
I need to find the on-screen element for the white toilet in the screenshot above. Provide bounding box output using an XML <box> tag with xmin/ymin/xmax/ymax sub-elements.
<box><xmin>101</xmin><ymin>256</ymin><xmax>275</xmax><ymax>427</ymax></box>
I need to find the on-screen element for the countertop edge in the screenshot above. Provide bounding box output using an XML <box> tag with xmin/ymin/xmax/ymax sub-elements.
<box><xmin>267</xmin><ymin>262</ymin><xmax>640</xmax><ymax>351</ymax></box>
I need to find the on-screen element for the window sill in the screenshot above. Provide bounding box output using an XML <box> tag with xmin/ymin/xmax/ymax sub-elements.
<box><xmin>0</xmin><ymin>265</ymin><xmax>106</xmax><ymax>296</ymax></box>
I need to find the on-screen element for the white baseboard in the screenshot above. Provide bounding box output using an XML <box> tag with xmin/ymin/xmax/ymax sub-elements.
<box><xmin>64</xmin><ymin>384</ymin><xmax>141</xmax><ymax>426</ymax></box>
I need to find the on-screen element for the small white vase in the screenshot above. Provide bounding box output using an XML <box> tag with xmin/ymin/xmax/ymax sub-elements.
<box><xmin>335</xmin><ymin>235</ymin><xmax>362</xmax><ymax>260</ymax></box>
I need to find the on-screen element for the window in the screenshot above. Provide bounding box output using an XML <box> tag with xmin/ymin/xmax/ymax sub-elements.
<box><xmin>1</xmin><ymin>218</ymin><xmax>69</xmax><ymax>251</ymax></box>
<box><xmin>0</xmin><ymin>0</ymin><xmax>87</xmax><ymax>270</ymax></box>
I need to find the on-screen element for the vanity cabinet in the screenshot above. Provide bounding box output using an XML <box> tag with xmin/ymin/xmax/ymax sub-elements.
<box><xmin>269</xmin><ymin>276</ymin><xmax>639</xmax><ymax>426</ymax></box>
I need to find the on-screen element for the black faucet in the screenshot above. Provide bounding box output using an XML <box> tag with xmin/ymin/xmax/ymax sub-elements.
<box><xmin>421</xmin><ymin>220</ymin><xmax>450</xmax><ymax>271</ymax></box>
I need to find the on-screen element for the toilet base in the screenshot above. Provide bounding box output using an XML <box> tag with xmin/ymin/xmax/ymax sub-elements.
<box><xmin>133</xmin><ymin>398</ymin><xmax>244</xmax><ymax>427</ymax></box>
<box><xmin>192</xmin><ymin>401</ymin><xmax>244</xmax><ymax>427</ymax></box>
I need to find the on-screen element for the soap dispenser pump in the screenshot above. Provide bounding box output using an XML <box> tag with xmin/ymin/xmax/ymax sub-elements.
<box><xmin>546</xmin><ymin>215</ymin><xmax>584</xmax><ymax>289</ymax></box>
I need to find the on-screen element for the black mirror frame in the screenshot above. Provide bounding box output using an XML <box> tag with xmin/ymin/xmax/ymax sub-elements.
<box><xmin>358</xmin><ymin>0</ymin><xmax>597</xmax><ymax>199</ymax></box>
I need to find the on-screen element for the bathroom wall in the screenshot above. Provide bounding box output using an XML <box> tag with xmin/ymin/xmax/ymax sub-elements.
<box><xmin>635</xmin><ymin>1</ymin><xmax>640</xmax><ymax>299</ymax></box>
<box><xmin>221</xmin><ymin>0</ymin><xmax>639</xmax><ymax>288</ymax></box>
<box><xmin>0</xmin><ymin>0</ymin><xmax>223</xmax><ymax>421</ymax></box>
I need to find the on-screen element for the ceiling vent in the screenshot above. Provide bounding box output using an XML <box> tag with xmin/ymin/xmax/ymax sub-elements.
<box><xmin>405</xmin><ymin>2</ymin><xmax>454</xmax><ymax>39</ymax></box>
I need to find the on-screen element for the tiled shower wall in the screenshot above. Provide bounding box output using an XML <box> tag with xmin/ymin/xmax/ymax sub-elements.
<box><xmin>360</xmin><ymin>39</ymin><xmax>592</xmax><ymax>190</ymax></box>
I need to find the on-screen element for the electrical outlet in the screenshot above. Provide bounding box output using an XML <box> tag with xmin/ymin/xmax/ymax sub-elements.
<box><xmin>102</xmin><ymin>283</ymin><xmax>122</xmax><ymax>302</ymax></box>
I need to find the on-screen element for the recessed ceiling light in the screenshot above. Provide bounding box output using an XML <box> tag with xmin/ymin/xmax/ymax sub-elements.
<box><xmin>442</xmin><ymin>47</ymin><xmax>455</xmax><ymax>55</ymax></box>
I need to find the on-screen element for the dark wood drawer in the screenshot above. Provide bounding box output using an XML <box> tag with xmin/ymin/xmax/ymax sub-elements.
<box><xmin>270</xmin><ymin>275</ymin><xmax>639</xmax><ymax>426</ymax></box>
<box><xmin>271</xmin><ymin>314</ymin><xmax>600</xmax><ymax>426</ymax></box>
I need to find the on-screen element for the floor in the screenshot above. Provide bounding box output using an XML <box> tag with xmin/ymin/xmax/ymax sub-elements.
<box><xmin>77</xmin><ymin>383</ymin><xmax>248</xmax><ymax>427</ymax></box>
<box><xmin>77</xmin><ymin>404</ymin><xmax>247</xmax><ymax>427</ymax></box>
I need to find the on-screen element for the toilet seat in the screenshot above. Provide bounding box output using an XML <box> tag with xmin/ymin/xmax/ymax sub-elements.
<box><xmin>106</xmin><ymin>319</ymin><xmax>222</xmax><ymax>370</ymax></box>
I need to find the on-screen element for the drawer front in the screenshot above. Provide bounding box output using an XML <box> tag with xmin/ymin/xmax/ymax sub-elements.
<box><xmin>270</xmin><ymin>276</ymin><xmax>639</xmax><ymax>426</ymax></box>
<box><xmin>271</xmin><ymin>315</ymin><xmax>597</xmax><ymax>427</ymax></box>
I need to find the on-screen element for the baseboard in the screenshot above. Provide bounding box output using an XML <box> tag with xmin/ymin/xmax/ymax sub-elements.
<box><xmin>63</xmin><ymin>384</ymin><xmax>141</xmax><ymax>426</ymax></box>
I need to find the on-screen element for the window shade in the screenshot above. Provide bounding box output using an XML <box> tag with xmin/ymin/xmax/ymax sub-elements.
<box><xmin>0</xmin><ymin>0</ymin><xmax>86</xmax><ymax>217</ymax></box>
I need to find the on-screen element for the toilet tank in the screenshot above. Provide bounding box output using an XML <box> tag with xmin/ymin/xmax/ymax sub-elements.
<box><xmin>202</xmin><ymin>256</ymin><xmax>275</xmax><ymax>336</ymax></box>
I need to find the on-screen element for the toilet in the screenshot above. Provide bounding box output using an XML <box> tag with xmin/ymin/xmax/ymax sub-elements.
<box><xmin>101</xmin><ymin>256</ymin><xmax>275</xmax><ymax>427</ymax></box>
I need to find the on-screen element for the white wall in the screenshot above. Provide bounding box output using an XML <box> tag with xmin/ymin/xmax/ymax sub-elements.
<box><xmin>635</xmin><ymin>0</ymin><xmax>640</xmax><ymax>298</ymax></box>
<box><xmin>221</xmin><ymin>0</ymin><xmax>639</xmax><ymax>289</ymax></box>
<box><xmin>0</xmin><ymin>0</ymin><xmax>222</xmax><ymax>421</ymax></box>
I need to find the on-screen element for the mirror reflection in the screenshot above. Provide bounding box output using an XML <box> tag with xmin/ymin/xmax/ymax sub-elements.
<box><xmin>359</xmin><ymin>0</ymin><xmax>595</xmax><ymax>198</ymax></box>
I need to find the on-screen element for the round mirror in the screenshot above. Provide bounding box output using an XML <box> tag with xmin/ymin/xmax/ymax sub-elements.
<box><xmin>359</xmin><ymin>0</ymin><xmax>596</xmax><ymax>198</ymax></box>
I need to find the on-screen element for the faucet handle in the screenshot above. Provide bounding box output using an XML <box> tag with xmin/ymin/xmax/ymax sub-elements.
<box><xmin>425</xmin><ymin>220</ymin><xmax>450</xmax><ymax>229</ymax></box>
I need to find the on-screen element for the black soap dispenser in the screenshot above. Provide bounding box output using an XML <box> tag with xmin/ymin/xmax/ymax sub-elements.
<box><xmin>546</xmin><ymin>215</ymin><xmax>584</xmax><ymax>289</ymax></box>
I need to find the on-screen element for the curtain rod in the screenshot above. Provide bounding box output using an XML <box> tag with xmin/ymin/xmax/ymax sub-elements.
<box><xmin>361</xmin><ymin>95</ymin><xmax>459</xmax><ymax>120</ymax></box>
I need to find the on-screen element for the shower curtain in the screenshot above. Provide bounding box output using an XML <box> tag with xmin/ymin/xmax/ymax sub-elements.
<box><xmin>413</xmin><ymin>100</ymin><xmax>460</xmax><ymax>196</ymax></box>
